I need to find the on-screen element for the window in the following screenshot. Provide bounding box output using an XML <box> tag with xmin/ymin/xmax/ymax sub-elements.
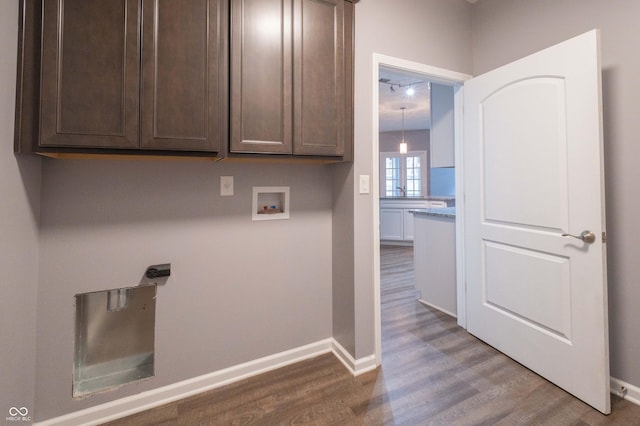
<box><xmin>380</xmin><ymin>151</ymin><xmax>428</xmax><ymax>197</ymax></box>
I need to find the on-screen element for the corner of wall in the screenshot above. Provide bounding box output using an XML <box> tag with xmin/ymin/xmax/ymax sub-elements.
<box><xmin>0</xmin><ymin>0</ymin><xmax>41</xmax><ymax>421</ymax></box>
<box><xmin>331</xmin><ymin>162</ymin><xmax>357</xmax><ymax>357</ymax></box>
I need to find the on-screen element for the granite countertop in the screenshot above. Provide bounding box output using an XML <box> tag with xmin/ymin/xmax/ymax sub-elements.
<box><xmin>410</xmin><ymin>207</ymin><xmax>456</xmax><ymax>218</ymax></box>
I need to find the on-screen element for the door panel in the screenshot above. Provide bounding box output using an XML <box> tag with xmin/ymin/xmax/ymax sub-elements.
<box><xmin>482</xmin><ymin>77</ymin><xmax>569</xmax><ymax>229</ymax></box>
<box><xmin>484</xmin><ymin>242</ymin><xmax>572</xmax><ymax>340</ymax></box>
<box><xmin>464</xmin><ymin>30</ymin><xmax>609</xmax><ymax>413</ymax></box>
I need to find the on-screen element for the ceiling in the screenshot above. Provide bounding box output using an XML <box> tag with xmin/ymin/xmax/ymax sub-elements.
<box><xmin>378</xmin><ymin>3</ymin><xmax>477</xmax><ymax>133</ymax></box>
<box><xmin>378</xmin><ymin>66</ymin><xmax>432</xmax><ymax>133</ymax></box>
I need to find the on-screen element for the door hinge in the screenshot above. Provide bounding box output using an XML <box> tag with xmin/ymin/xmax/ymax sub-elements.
<box><xmin>602</xmin><ymin>231</ymin><xmax>607</xmax><ymax>243</ymax></box>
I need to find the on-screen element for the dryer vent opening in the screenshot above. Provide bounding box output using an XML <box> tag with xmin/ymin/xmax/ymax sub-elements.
<box><xmin>73</xmin><ymin>284</ymin><xmax>156</xmax><ymax>397</ymax></box>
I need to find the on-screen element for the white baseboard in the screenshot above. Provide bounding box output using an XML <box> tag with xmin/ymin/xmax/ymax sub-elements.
<box><xmin>331</xmin><ymin>339</ymin><xmax>378</xmax><ymax>376</ymax></box>
<box><xmin>611</xmin><ymin>376</ymin><xmax>640</xmax><ymax>407</ymax></box>
<box><xmin>33</xmin><ymin>349</ymin><xmax>639</xmax><ymax>425</ymax></box>
<box><xmin>418</xmin><ymin>299</ymin><xmax>457</xmax><ymax>319</ymax></box>
<box><xmin>34</xmin><ymin>339</ymin><xmax>377</xmax><ymax>426</ymax></box>
<box><xmin>380</xmin><ymin>241</ymin><xmax>413</xmax><ymax>247</ymax></box>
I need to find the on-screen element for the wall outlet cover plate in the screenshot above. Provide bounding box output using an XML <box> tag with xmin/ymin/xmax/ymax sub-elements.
<box><xmin>220</xmin><ymin>176</ymin><xmax>234</xmax><ymax>196</ymax></box>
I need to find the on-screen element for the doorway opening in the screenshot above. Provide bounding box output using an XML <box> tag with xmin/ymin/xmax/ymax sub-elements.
<box><xmin>372</xmin><ymin>31</ymin><xmax>610</xmax><ymax>413</ymax></box>
<box><xmin>371</xmin><ymin>53</ymin><xmax>470</xmax><ymax>362</ymax></box>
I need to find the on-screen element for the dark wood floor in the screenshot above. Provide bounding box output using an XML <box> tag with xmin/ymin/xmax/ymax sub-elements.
<box><xmin>106</xmin><ymin>245</ymin><xmax>640</xmax><ymax>425</ymax></box>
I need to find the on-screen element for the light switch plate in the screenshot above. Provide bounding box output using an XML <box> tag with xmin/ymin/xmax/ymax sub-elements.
<box><xmin>359</xmin><ymin>175</ymin><xmax>370</xmax><ymax>194</ymax></box>
<box><xmin>220</xmin><ymin>176</ymin><xmax>234</xmax><ymax>196</ymax></box>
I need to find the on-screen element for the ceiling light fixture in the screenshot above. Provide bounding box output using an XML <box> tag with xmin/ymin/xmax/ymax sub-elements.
<box><xmin>378</xmin><ymin>78</ymin><xmax>426</xmax><ymax>96</ymax></box>
<box><xmin>399</xmin><ymin>107</ymin><xmax>407</xmax><ymax>154</ymax></box>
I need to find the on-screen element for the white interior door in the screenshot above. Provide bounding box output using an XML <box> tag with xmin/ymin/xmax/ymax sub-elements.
<box><xmin>463</xmin><ymin>30</ymin><xmax>609</xmax><ymax>413</ymax></box>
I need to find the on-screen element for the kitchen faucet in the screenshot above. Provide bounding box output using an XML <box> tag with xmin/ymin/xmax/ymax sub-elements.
<box><xmin>396</xmin><ymin>186</ymin><xmax>406</xmax><ymax>197</ymax></box>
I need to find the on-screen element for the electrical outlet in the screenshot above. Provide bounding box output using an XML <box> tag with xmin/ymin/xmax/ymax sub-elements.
<box><xmin>220</xmin><ymin>176</ymin><xmax>234</xmax><ymax>196</ymax></box>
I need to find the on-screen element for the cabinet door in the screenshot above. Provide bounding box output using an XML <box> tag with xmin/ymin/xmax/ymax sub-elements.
<box><xmin>141</xmin><ymin>0</ymin><xmax>226</xmax><ymax>152</ymax></box>
<box><xmin>230</xmin><ymin>0</ymin><xmax>293</xmax><ymax>154</ymax></box>
<box><xmin>403</xmin><ymin>209</ymin><xmax>415</xmax><ymax>241</ymax></box>
<box><xmin>380</xmin><ymin>208</ymin><xmax>404</xmax><ymax>241</ymax></box>
<box><xmin>293</xmin><ymin>0</ymin><xmax>345</xmax><ymax>156</ymax></box>
<box><xmin>40</xmin><ymin>0</ymin><xmax>140</xmax><ymax>148</ymax></box>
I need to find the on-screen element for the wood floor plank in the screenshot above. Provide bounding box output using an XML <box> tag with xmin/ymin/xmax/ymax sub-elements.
<box><xmin>105</xmin><ymin>245</ymin><xmax>640</xmax><ymax>425</ymax></box>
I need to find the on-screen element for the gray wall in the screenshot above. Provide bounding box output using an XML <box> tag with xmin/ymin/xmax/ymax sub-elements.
<box><xmin>0</xmin><ymin>0</ymin><xmax>40</xmax><ymax>419</ymax></box>
<box><xmin>379</xmin><ymin>129</ymin><xmax>429</xmax><ymax>153</ymax></box>
<box><xmin>332</xmin><ymin>163</ymin><xmax>355</xmax><ymax>355</ymax></box>
<box><xmin>34</xmin><ymin>160</ymin><xmax>334</xmax><ymax>420</ymax></box>
<box><xmin>0</xmin><ymin>0</ymin><xmax>334</xmax><ymax>418</ymax></box>
<box><xmin>347</xmin><ymin>0</ymin><xmax>473</xmax><ymax>358</ymax></box>
<box><xmin>470</xmin><ymin>0</ymin><xmax>640</xmax><ymax>392</ymax></box>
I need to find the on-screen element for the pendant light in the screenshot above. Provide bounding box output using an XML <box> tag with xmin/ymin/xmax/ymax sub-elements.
<box><xmin>399</xmin><ymin>107</ymin><xmax>407</xmax><ymax>154</ymax></box>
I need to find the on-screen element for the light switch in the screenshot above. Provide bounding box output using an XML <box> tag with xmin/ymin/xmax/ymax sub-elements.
<box><xmin>220</xmin><ymin>176</ymin><xmax>234</xmax><ymax>196</ymax></box>
<box><xmin>359</xmin><ymin>174</ymin><xmax>370</xmax><ymax>194</ymax></box>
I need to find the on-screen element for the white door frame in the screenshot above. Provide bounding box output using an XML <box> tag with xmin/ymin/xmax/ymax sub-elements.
<box><xmin>372</xmin><ymin>53</ymin><xmax>471</xmax><ymax>363</ymax></box>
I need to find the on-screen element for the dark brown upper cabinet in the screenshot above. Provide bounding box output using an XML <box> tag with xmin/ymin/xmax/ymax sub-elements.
<box><xmin>15</xmin><ymin>0</ymin><xmax>228</xmax><ymax>156</ymax></box>
<box><xmin>230</xmin><ymin>0</ymin><xmax>354</xmax><ymax>158</ymax></box>
<box><xmin>140</xmin><ymin>0</ymin><xmax>227</xmax><ymax>152</ymax></box>
<box><xmin>39</xmin><ymin>0</ymin><xmax>140</xmax><ymax>150</ymax></box>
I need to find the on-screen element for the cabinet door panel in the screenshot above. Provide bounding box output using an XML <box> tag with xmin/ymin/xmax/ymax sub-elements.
<box><xmin>141</xmin><ymin>0</ymin><xmax>225</xmax><ymax>152</ymax></box>
<box><xmin>230</xmin><ymin>0</ymin><xmax>292</xmax><ymax>153</ymax></box>
<box><xmin>403</xmin><ymin>209</ymin><xmax>415</xmax><ymax>241</ymax></box>
<box><xmin>40</xmin><ymin>0</ymin><xmax>139</xmax><ymax>148</ymax></box>
<box><xmin>380</xmin><ymin>208</ymin><xmax>404</xmax><ymax>241</ymax></box>
<box><xmin>293</xmin><ymin>0</ymin><xmax>344</xmax><ymax>156</ymax></box>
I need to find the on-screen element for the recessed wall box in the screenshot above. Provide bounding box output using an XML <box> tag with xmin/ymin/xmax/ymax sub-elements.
<box><xmin>252</xmin><ymin>186</ymin><xmax>290</xmax><ymax>221</ymax></box>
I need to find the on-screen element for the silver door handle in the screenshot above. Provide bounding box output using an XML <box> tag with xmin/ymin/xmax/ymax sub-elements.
<box><xmin>561</xmin><ymin>230</ymin><xmax>596</xmax><ymax>244</ymax></box>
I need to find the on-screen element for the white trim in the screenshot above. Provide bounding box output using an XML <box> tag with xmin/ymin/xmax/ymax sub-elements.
<box><xmin>372</xmin><ymin>57</ymin><xmax>383</xmax><ymax>365</ymax></box>
<box><xmin>418</xmin><ymin>299</ymin><xmax>457</xmax><ymax>319</ymax></box>
<box><xmin>372</xmin><ymin>53</ymin><xmax>472</xmax><ymax>366</ymax></box>
<box><xmin>379</xmin><ymin>241</ymin><xmax>413</xmax><ymax>247</ymax></box>
<box><xmin>611</xmin><ymin>377</ymin><xmax>640</xmax><ymax>407</ymax></box>
<box><xmin>373</xmin><ymin>54</ymin><xmax>472</xmax><ymax>85</ymax></box>
<box><xmin>35</xmin><ymin>339</ymin><xmax>375</xmax><ymax>426</ymax></box>
<box><xmin>331</xmin><ymin>339</ymin><xmax>378</xmax><ymax>376</ymax></box>
<box><xmin>453</xmin><ymin>84</ymin><xmax>467</xmax><ymax>329</ymax></box>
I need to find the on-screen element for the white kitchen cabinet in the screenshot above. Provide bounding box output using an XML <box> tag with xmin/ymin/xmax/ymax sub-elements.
<box><xmin>403</xmin><ymin>209</ymin><xmax>416</xmax><ymax>240</ymax></box>
<box><xmin>430</xmin><ymin>83</ymin><xmax>455</xmax><ymax>168</ymax></box>
<box><xmin>380</xmin><ymin>207</ymin><xmax>416</xmax><ymax>242</ymax></box>
<box><xmin>380</xmin><ymin>208</ymin><xmax>404</xmax><ymax>241</ymax></box>
<box><xmin>380</xmin><ymin>199</ymin><xmax>449</xmax><ymax>243</ymax></box>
